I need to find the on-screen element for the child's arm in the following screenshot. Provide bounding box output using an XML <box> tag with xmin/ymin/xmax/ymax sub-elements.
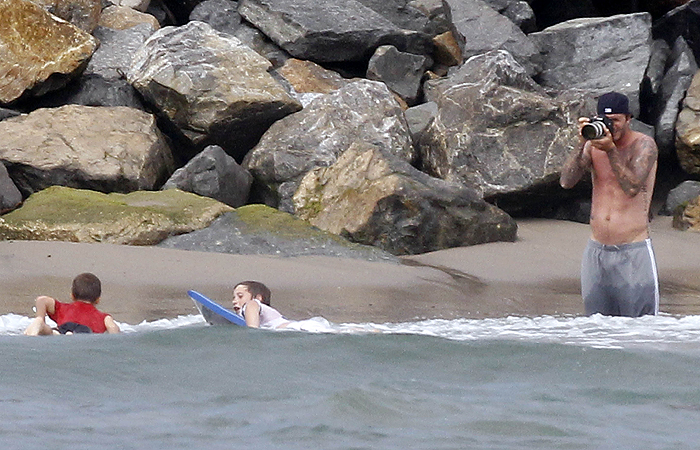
<box><xmin>243</xmin><ymin>301</ymin><xmax>261</xmax><ymax>328</ymax></box>
<box><xmin>104</xmin><ymin>315</ymin><xmax>120</xmax><ymax>334</ymax></box>
<box><xmin>23</xmin><ymin>296</ymin><xmax>56</xmax><ymax>336</ymax></box>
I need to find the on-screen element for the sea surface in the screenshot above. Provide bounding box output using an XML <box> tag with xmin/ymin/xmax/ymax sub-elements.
<box><xmin>2</xmin><ymin>313</ymin><xmax>700</xmax><ymax>449</ymax></box>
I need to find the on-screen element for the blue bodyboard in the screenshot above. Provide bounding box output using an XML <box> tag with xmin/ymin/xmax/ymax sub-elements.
<box><xmin>188</xmin><ymin>290</ymin><xmax>247</xmax><ymax>327</ymax></box>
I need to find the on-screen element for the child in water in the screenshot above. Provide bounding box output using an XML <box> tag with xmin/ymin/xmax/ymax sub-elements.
<box><xmin>24</xmin><ymin>273</ymin><xmax>121</xmax><ymax>335</ymax></box>
<box><xmin>232</xmin><ymin>281</ymin><xmax>291</xmax><ymax>329</ymax></box>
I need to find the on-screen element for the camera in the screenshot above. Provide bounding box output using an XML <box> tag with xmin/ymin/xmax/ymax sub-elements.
<box><xmin>581</xmin><ymin>116</ymin><xmax>614</xmax><ymax>140</ymax></box>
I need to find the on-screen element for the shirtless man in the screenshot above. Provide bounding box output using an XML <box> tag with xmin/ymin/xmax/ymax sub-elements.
<box><xmin>560</xmin><ymin>92</ymin><xmax>659</xmax><ymax>317</ymax></box>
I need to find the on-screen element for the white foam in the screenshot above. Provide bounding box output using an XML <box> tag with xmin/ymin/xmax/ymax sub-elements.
<box><xmin>5</xmin><ymin>313</ymin><xmax>700</xmax><ymax>350</ymax></box>
<box><xmin>0</xmin><ymin>314</ymin><xmax>204</xmax><ymax>336</ymax></box>
<box><xmin>368</xmin><ymin>313</ymin><xmax>700</xmax><ymax>350</ymax></box>
<box><xmin>0</xmin><ymin>314</ymin><xmax>35</xmax><ymax>335</ymax></box>
<box><xmin>116</xmin><ymin>315</ymin><xmax>206</xmax><ymax>333</ymax></box>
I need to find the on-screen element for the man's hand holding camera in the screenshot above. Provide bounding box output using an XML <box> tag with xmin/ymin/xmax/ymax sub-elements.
<box><xmin>578</xmin><ymin>116</ymin><xmax>616</xmax><ymax>153</ymax></box>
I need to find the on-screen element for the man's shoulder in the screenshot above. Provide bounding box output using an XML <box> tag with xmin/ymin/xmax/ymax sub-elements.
<box><xmin>630</xmin><ymin>130</ymin><xmax>656</xmax><ymax>143</ymax></box>
<box><xmin>628</xmin><ymin>131</ymin><xmax>658</xmax><ymax>153</ymax></box>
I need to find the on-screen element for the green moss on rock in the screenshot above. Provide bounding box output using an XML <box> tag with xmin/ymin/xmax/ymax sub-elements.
<box><xmin>233</xmin><ymin>204</ymin><xmax>342</xmax><ymax>241</ymax></box>
<box><xmin>0</xmin><ymin>186</ymin><xmax>233</xmax><ymax>244</ymax></box>
<box><xmin>233</xmin><ymin>204</ymin><xmax>392</xmax><ymax>253</ymax></box>
<box><xmin>157</xmin><ymin>204</ymin><xmax>399</xmax><ymax>261</ymax></box>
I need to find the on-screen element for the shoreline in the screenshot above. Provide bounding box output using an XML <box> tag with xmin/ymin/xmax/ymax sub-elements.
<box><xmin>1</xmin><ymin>217</ymin><xmax>699</xmax><ymax>325</ymax></box>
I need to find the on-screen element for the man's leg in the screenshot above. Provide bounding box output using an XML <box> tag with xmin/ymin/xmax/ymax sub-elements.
<box><xmin>615</xmin><ymin>240</ymin><xmax>660</xmax><ymax>317</ymax></box>
<box><xmin>582</xmin><ymin>240</ymin><xmax>615</xmax><ymax>315</ymax></box>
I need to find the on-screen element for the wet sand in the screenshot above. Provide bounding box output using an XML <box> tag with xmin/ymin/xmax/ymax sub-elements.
<box><xmin>1</xmin><ymin>217</ymin><xmax>699</xmax><ymax>324</ymax></box>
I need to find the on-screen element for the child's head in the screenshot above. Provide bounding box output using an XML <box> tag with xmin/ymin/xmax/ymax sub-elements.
<box><xmin>71</xmin><ymin>273</ymin><xmax>101</xmax><ymax>303</ymax></box>
<box><xmin>234</xmin><ymin>281</ymin><xmax>271</xmax><ymax>305</ymax></box>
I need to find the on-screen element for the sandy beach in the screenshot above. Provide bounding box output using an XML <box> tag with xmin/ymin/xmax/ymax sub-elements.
<box><xmin>1</xmin><ymin>217</ymin><xmax>699</xmax><ymax>325</ymax></box>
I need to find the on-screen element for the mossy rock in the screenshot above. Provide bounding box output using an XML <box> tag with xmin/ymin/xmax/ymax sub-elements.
<box><xmin>233</xmin><ymin>204</ymin><xmax>344</xmax><ymax>240</ymax></box>
<box><xmin>158</xmin><ymin>204</ymin><xmax>398</xmax><ymax>261</ymax></box>
<box><xmin>0</xmin><ymin>186</ymin><xmax>233</xmax><ymax>244</ymax></box>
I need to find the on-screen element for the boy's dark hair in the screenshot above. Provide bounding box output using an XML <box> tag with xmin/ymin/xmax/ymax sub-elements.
<box><xmin>236</xmin><ymin>281</ymin><xmax>271</xmax><ymax>305</ymax></box>
<box><xmin>72</xmin><ymin>273</ymin><xmax>101</xmax><ymax>303</ymax></box>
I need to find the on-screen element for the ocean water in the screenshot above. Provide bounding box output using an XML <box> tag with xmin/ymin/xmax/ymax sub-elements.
<box><xmin>2</xmin><ymin>313</ymin><xmax>700</xmax><ymax>449</ymax></box>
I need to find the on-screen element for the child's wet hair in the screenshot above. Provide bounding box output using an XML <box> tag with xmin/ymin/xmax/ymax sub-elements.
<box><xmin>72</xmin><ymin>273</ymin><xmax>101</xmax><ymax>303</ymax></box>
<box><xmin>235</xmin><ymin>281</ymin><xmax>271</xmax><ymax>305</ymax></box>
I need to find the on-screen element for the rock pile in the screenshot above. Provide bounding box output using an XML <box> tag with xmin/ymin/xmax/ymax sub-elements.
<box><xmin>2</xmin><ymin>0</ymin><xmax>700</xmax><ymax>255</ymax></box>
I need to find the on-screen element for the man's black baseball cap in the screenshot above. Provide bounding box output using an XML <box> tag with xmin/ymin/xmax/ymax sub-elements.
<box><xmin>597</xmin><ymin>92</ymin><xmax>630</xmax><ymax>116</ymax></box>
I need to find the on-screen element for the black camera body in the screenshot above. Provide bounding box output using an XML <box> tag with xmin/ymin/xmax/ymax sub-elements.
<box><xmin>581</xmin><ymin>116</ymin><xmax>614</xmax><ymax>140</ymax></box>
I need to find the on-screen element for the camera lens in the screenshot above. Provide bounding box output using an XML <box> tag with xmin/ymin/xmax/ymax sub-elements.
<box><xmin>582</xmin><ymin>121</ymin><xmax>606</xmax><ymax>140</ymax></box>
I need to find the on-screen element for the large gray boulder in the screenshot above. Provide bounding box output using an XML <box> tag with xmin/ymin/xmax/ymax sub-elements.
<box><xmin>48</xmin><ymin>0</ymin><xmax>102</xmax><ymax>33</ymax></box>
<box><xmin>366</xmin><ymin>45</ymin><xmax>432</xmax><ymax>106</ymax></box>
<box><xmin>237</xmin><ymin>0</ymin><xmax>433</xmax><ymax>63</ymax></box>
<box><xmin>127</xmin><ymin>21</ymin><xmax>301</xmax><ymax>160</ymax></box>
<box><xmin>443</xmin><ymin>0</ymin><xmax>540</xmax><ymax>75</ymax></box>
<box><xmin>189</xmin><ymin>0</ymin><xmax>290</xmax><ymax>67</ymax></box>
<box><xmin>354</xmin><ymin>0</ymin><xmax>436</xmax><ymax>35</ymax></box>
<box><xmin>676</xmin><ymin>70</ymin><xmax>700</xmax><ymax>175</ymax></box>
<box><xmin>293</xmin><ymin>141</ymin><xmax>517</xmax><ymax>255</ymax></box>
<box><xmin>35</xmin><ymin>75</ymin><xmax>147</xmax><ymax>109</ymax></box>
<box><xmin>189</xmin><ymin>0</ymin><xmax>242</xmax><ymax>35</ymax></box>
<box><xmin>158</xmin><ymin>204</ymin><xmax>397</xmax><ymax>261</ymax></box>
<box><xmin>0</xmin><ymin>105</ymin><xmax>175</xmax><ymax>195</ymax></box>
<box><xmin>29</xmin><ymin>19</ymin><xmax>152</xmax><ymax>109</ymax></box>
<box><xmin>405</xmin><ymin>101</ymin><xmax>438</xmax><ymax>144</ymax></box>
<box><xmin>0</xmin><ymin>0</ymin><xmax>98</xmax><ymax>105</ymax></box>
<box><xmin>243</xmin><ymin>80</ymin><xmax>416</xmax><ymax>212</ymax></box>
<box><xmin>652</xmin><ymin>0</ymin><xmax>700</xmax><ymax>64</ymax></box>
<box><xmin>663</xmin><ymin>180</ymin><xmax>700</xmax><ymax>215</ymax></box>
<box><xmin>87</xmin><ymin>24</ymin><xmax>156</xmax><ymax>80</ymax></box>
<box><xmin>650</xmin><ymin>37</ymin><xmax>698</xmax><ymax>155</ymax></box>
<box><xmin>0</xmin><ymin>163</ymin><xmax>22</xmax><ymax>213</ymax></box>
<box><xmin>229</xmin><ymin>21</ymin><xmax>291</xmax><ymax>68</ymax></box>
<box><xmin>480</xmin><ymin>0</ymin><xmax>536</xmax><ymax>32</ymax></box>
<box><xmin>529</xmin><ymin>13</ymin><xmax>652</xmax><ymax>116</ymax></box>
<box><xmin>420</xmin><ymin>50</ymin><xmax>585</xmax><ymax>214</ymax></box>
<box><xmin>641</xmin><ymin>39</ymin><xmax>672</xmax><ymax>121</ymax></box>
<box><xmin>162</xmin><ymin>145</ymin><xmax>252</xmax><ymax>208</ymax></box>
<box><xmin>406</xmin><ymin>0</ymin><xmax>451</xmax><ymax>36</ymax></box>
<box><xmin>0</xmin><ymin>108</ymin><xmax>21</xmax><ymax>121</ymax></box>
<box><xmin>33</xmin><ymin>23</ymin><xmax>158</xmax><ymax>110</ymax></box>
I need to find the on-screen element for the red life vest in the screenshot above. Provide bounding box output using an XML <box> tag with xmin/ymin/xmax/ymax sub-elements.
<box><xmin>48</xmin><ymin>300</ymin><xmax>109</xmax><ymax>333</ymax></box>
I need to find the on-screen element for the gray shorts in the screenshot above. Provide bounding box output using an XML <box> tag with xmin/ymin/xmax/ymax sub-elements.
<box><xmin>581</xmin><ymin>239</ymin><xmax>659</xmax><ymax>317</ymax></box>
